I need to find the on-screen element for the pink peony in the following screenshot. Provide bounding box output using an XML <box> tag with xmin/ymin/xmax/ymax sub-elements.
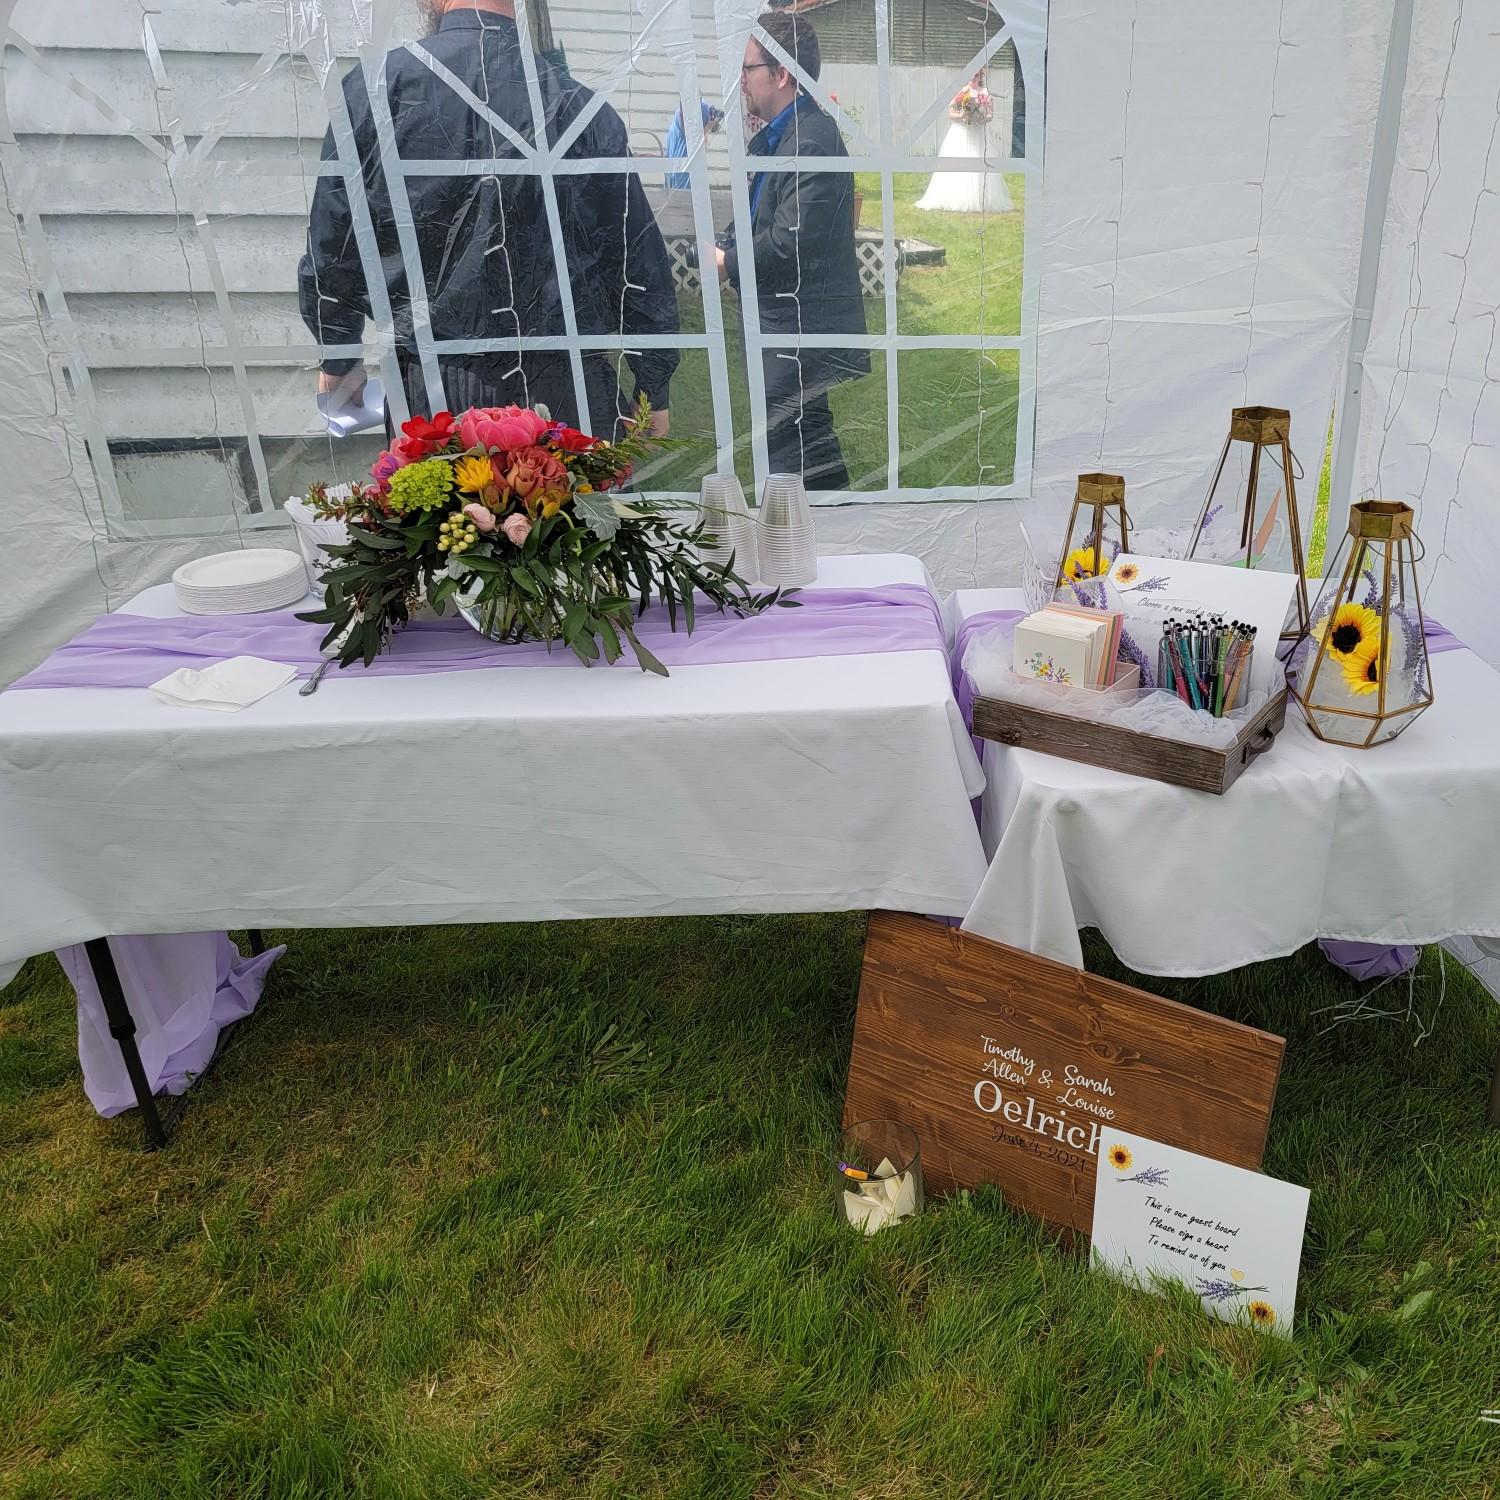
<box><xmin>500</xmin><ymin>513</ymin><xmax>532</xmax><ymax>546</ymax></box>
<box><xmin>462</xmin><ymin>503</ymin><xmax>497</xmax><ymax>533</ymax></box>
<box><xmin>458</xmin><ymin>404</ymin><xmax>551</xmax><ymax>454</ymax></box>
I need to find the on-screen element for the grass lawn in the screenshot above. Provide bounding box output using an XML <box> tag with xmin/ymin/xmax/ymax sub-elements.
<box><xmin>648</xmin><ymin>174</ymin><xmax>1025</xmax><ymax>495</ymax></box>
<box><xmin>3</xmin><ymin>918</ymin><xmax>1499</xmax><ymax>1496</ymax></box>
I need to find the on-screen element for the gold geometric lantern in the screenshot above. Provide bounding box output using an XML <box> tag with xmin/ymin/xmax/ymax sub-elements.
<box><xmin>1188</xmin><ymin>406</ymin><xmax>1311</xmax><ymax>642</ymax></box>
<box><xmin>1056</xmin><ymin>472</ymin><xmax>1129</xmax><ymax>587</ymax></box>
<box><xmin>1292</xmin><ymin>501</ymin><xmax>1433</xmax><ymax>748</ymax></box>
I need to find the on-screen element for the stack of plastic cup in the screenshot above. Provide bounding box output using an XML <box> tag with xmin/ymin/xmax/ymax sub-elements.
<box><xmin>696</xmin><ymin>473</ymin><xmax>758</xmax><ymax>581</ymax></box>
<box><xmin>755</xmin><ymin>473</ymin><xmax>818</xmax><ymax>587</ymax></box>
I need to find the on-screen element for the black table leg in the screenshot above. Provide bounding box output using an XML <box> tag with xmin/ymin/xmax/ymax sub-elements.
<box><xmin>84</xmin><ymin>937</ymin><xmax>167</xmax><ymax>1149</ymax></box>
<box><xmin>248</xmin><ymin>930</ymin><xmax>267</xmax><ymax>956</ymax></box>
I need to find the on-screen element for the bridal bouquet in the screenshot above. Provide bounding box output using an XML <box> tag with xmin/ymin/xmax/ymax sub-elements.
<box><xmin>948</xmin><ymin>83</ymin><xmax>994</xmax><ymax>125</ymax></box>
<box><xmin>301</xmin><ymin>397</ymin><xmax>775</xmax><ymax>675</ymax></box>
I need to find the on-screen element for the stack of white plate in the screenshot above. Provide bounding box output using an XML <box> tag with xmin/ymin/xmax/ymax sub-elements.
<box><xmin>695</xmin><ymin>473</ymin><xmax>759</xmax><ymax>580</ymax></box>
<box><xmin>755</xmin><ymin>473</ymin><xmax>818</xmax><ymax>587</ymax></box>
<box><xmin>172</xmin><ymin>549</ymin><xmax>310</xmax><ymax>615</ymax></box>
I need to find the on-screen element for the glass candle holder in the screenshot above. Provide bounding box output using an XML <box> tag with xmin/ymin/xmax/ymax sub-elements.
<box><xmin>836</xmin><ymin>1119</ymin><xmax>923</xmax><ymax>1235</ymax></box>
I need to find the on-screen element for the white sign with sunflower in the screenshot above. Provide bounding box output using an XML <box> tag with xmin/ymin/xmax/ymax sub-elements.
<box><xmin>1089</xmin><ymin>1128</ymin><xmax>1310</xmax><ymax>1335</ymax></box>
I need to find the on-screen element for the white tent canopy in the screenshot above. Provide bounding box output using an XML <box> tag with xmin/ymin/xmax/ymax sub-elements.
<box><xmin>1</xmin><ymin>0</ymin><xmax>1495</xmax><ymax>681</ymax></box>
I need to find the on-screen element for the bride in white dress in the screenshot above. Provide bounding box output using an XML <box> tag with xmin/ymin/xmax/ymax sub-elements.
<box><xmin>916</xmin><ymin>72</ymin><xmax>1015</xmax><ymax>215</ymax></box>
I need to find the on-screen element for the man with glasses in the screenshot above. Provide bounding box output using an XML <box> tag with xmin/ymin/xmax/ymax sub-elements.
<box><xmin>716</xmin><ymin>11</ymin><xmax>868</xmax><ymax>490</ymax></box>
<box><xmin>299</xmin><ymin>0</ymin><xmax>678</xmax><ymax>439</ymax></box>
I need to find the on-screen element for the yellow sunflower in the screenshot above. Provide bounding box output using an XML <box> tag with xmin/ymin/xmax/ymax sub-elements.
<box><xmin>1114</xmin><ymin>561</ymin><xmax>1140</xmax><ymax>585</ymax></box>
<box><xmin>1107</xmin><ymin>1144</ymin><xmax>1133</xmax><ymax>1171</ymax></box>
<box><xmin>1062</xmin><ymin>546</ymin><xmax>1102</xmax><ymax>583</ymax></box>
<box><xmin>1247</xmin><ymin>1300</ymin><xmax>1276</xmax><ymax>1328</ymax></box>
<box><xmin>1340</xmin><ymin>640</ymin><xmax>1387</xmax><ymax>697</ymax></box>
<box><xmin>453</xmin><ymin>455</ymin><xmax>497</xmax><ymax>494</ymax></box>
<box><xmin>1321</xmin><ymin>602</ymin><xmax>1382</xmax><ymax>661</ymax></box>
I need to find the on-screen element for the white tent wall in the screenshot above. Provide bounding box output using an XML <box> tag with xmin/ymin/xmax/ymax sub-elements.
<box><xmin>1032</xmin><ymin>0</ymin><xmax>1394</xmax><ymax>523</ymax></box>
<box><xmin>821</xmin><ymin>0</ymin><xmax>1398</xmax><ymax>592</ymax></box>
<box><xmin>0</xmin><ymin>203</ymin><xmax>214</xmax><ymax>683</ymax></box>
<box><xmin>0</xmin><ymin>0</ymin><xmax>1486</xmax><ymax>682</ymax></box>
<box><xmin>1350</xmin><ymin>0</ymin><xmax>1500</xmax><ymax>668</ymax></box>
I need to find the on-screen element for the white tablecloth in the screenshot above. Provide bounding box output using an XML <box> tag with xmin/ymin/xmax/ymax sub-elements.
<box><xmin>0</xmin><ymin>555</ymin><xmax>986</xmax><ymax>987</ymax></box>
<box><xmin>955</xmin><ymin>588</ymin><xmax>1500</xmax><ymax>976</ymax></box>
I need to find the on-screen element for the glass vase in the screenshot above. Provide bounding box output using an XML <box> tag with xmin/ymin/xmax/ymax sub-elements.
<box><xmin>836</xmin><ymin>1119</ymin><xmax>923</xmax><ymax>1235</ymax></box>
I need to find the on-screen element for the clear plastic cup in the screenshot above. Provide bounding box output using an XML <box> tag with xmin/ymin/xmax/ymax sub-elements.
<box><xmin>697</xmin><ymin>474</ymin><xmax>758</xmax><ymax>579</ymax></box>
<box><xmin>756</xmin><ymin>474</ymin><xmax>817</xmax><ymax>586</ymax></box>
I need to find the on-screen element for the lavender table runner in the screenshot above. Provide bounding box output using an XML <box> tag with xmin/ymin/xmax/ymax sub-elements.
<box><xmin>10</xmin><ymin>585</ymin><xmax>946</xmax><ymax>690</ymax></box>
<box><xmin>950</xmin><ymin>609</ymin><xmax>1025</xmax><ymax>742</ymax></box>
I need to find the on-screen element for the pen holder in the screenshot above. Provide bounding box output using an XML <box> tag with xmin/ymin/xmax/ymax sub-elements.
<box><xmin>836</xmin><ymin>1119</ymin><xmax>923</xmax><ymax>1235</ymax></box>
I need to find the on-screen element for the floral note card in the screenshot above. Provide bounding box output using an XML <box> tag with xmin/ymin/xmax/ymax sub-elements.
<box><xmin>1059</xmin><ymin>554</ymin><xmax>1299</xmax><ymax>696</ymax></box>
<box><xmin>1089</xmin><ymin>1128</ymin><xmax>1309</xmax><ymax>1335</ymax></box>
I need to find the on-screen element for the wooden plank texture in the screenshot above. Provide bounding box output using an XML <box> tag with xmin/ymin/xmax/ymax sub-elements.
<box><xmin>971</xmin><ymin>688</ymin><xmax>1288</xmax><ymax>795</ymax></box>
<box><xmin>844</xmin><ymin>913</ymin><xmax>1286</xmax><ymax>1233</ymax></box>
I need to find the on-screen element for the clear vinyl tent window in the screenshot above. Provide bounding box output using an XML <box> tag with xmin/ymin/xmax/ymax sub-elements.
<box><xmin>0</xmin><ymin>0</ymin><xmax>1043</xmax><ymax>536</ymax></box>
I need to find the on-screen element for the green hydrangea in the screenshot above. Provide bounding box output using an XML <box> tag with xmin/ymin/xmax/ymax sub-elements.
<box><xmin>387</xmin><ymin>457</ymin><xmax>455</xmax><ymax>513</ymax></box>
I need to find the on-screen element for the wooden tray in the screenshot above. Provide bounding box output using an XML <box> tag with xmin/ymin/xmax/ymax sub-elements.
<box><xmin>971</xmin><ymin>686</ymin><xmax>1288</xmax><ymax>795</ymax></box>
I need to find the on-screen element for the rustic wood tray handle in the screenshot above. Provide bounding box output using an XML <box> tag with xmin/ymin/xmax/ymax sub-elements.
<box><xmin>1241</xmin><ymin>726</ymin><xmax>1277</xmax><ymax>765</ymax></box>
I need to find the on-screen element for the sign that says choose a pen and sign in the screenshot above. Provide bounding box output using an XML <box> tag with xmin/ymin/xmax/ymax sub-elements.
<box><xmin>843</xmin><ymin>914</ymin><xmax>1287</xmax><ymax>1234</ymax></box>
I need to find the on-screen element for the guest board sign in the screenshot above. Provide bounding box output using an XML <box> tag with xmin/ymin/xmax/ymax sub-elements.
<box><xmin>1090</xmin><ymin>1128</ymin><xmax>1310</xmax><ymax>1334</ymax></box>
<box><xmin>843</xmin><ymin>913</ymin><xmax>1286</xmax><ymax>1234</ymax></box>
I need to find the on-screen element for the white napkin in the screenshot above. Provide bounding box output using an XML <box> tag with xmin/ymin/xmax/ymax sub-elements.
<box><xmin>841</xmin><ymin>1157</ymin><xmax>918</xmax><ymax>1236</ymax></box>
<box><xmin>150</xmin><ymin>656</ymin><xmax>297</xmax><ymax>712</ymax></box>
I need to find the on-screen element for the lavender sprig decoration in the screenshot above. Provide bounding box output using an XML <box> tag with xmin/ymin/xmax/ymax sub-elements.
<box><xmin>1196</xmin><ymin>1278</ymin><xmax>1269</xmax><ymax>1304</ymax></box>
<box><xmin>1396</xmin><ymin>605</ymin><xmax>1428</xmax><ymax>698</ymax></box>
<box><xmin>1116</xmin><ymin>628</ymin><xmax>1155</xmax><ymax>691</ymax></box>
<box><xmin>1121</xmin><ymin>1165</ymin><xmax>1169</xmax><ymax>1186</ymax></box>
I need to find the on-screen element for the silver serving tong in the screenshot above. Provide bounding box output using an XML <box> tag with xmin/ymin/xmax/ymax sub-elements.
<box><xmin>300</xmin><ymin>629</ymin><xmax>350</xmax><ymax>697</ymax></box>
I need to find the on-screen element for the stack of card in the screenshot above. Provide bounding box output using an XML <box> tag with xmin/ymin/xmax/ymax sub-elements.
<box><xmin>1012</xmin><ymin>603</ymin><xmax>1124</xmax><ymax>689</ymax></box>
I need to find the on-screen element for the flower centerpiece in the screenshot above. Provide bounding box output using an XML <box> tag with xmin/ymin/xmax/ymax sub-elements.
<box><xmin>300</xmin><ymin>398</ymin><xmax>779</xmax><ymax>675</ymax></box>
<box><xmin>948</xmin><ymin>81</ymin><xmax>994</xmax><ymax>125</ymax></box>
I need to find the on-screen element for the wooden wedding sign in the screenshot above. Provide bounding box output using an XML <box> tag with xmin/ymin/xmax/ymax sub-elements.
<box><xmin>843</xmin><ymin>913</ymin><xmax>1287</xmax><ymax>1233</ymax></box>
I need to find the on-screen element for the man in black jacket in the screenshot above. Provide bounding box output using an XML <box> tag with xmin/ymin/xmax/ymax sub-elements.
<box><xmin>717</xmin><ymin>12</ymin><xmax>868</xmax><ymax>489</ymax></box>
<box><xmin>299</xmin><ymin>0</ymin><xmax>678</xmax><ymax>438</ymax></box>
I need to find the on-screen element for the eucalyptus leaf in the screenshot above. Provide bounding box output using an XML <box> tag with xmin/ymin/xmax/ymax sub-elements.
<box><xmin>575</xmin><ymin>490</ymin><xmax>621</xmax><ymax>539</ymax></box>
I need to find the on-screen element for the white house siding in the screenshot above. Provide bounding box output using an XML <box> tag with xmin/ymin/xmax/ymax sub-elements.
<box><xmin>1</xmin><ymin>0</ymin><xmax>736</xmax><ymax>536</ymax></box>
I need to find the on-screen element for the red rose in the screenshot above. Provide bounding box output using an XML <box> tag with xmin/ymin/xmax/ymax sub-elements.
<box><xmin>401</xmin><ymin>411</ymin><xmax>456</xmax><ymax>446</ymax></box>
<box><xmin>393</xmin><ymin>411</ymin><xmax>457</xmax><ymax>461</ymax></box>
<box><xmin>554</xmin><ymin>425</ymin><xmax>599</xmax><ymax>453</ymax></box>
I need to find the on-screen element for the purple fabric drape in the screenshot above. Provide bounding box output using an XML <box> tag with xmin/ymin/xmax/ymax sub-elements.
<box><xmin>56</xmin><ymin>934</ymin><xmax>283</xmax><ymax>1117</ymax></box>
<box><xmin>9</xmin><ymin>585</ymin><xmax>946</xmax><ymax>690</ymax></box>
<box><xmin>1422</xmin><ymin>617</ymin><xmax>1463</xmax><ymax>655</ymax></box>
<box><xmin>1318</xmin><ymin>940</ymin><xmax>1421</xmax><ymax>981</ymax></box>
<box><xmin>950</xmin><ymin>608</ymin><xmax>1025</xmax><ymax>749</ymax></box>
